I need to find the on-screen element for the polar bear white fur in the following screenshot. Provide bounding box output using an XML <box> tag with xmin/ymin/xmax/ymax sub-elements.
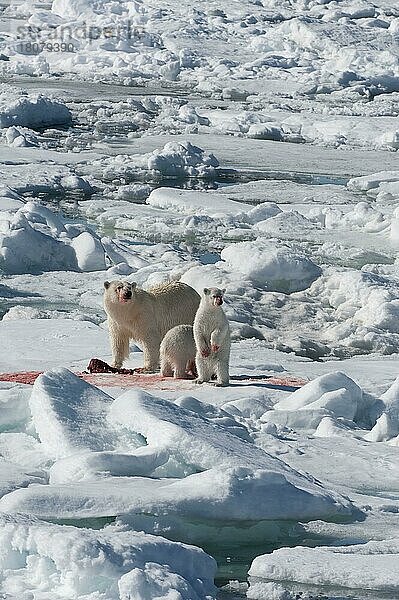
<box><xmin>160</xmin><ymin>324</ymin><xmax>197</xmax><ymax>379</ymax></box>
<box><xmin>193</xmin><ymin>287</ymin><xmax>230</xmax><ymax>386</ymax></box>
<box><xmin>103</xmin><ymin>280</ymin><xmax>200</xmax><ymax>371</ymax></box>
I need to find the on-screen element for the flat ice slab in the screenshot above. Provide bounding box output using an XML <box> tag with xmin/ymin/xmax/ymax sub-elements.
<box><xmin>112</xmin><ymin>133</ymin><xmax>399</xmax><ymax>178</ymax></box>
<box><xmin>0</xmin><ymin>320</ymin><xmax>109</xmax><ymax>372</ymax></box>
<box><xmin>147</xmin><ymin>187</ymin><xmax>252</xmax><ymax>217</ymax></box>
<box><xmin>248</xmin><ymin>538</ymin><xmax>399</xmax><ymax>599</ymax></box>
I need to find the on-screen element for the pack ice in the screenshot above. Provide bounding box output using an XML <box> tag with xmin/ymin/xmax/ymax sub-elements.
<box><xmin>1</xmin><ymin>0</ymin><xmax>399</xmax><ymax>596</ymax></box>
<box><xmin>0</xmin><ymin>369</ymin><xmax>352</xmax><ymax>522</ymax></box>
<box><xmin>0</xmin><ymin>367</ymin><xmax>356</xmax><ymax>598</ymax></box>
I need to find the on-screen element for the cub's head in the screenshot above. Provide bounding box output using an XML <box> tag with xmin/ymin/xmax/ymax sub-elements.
<box><xmin>103</xmin><ymin>280</ymin><xmax>137</xmax><ymax>304</ymax></box>
<box><xmin>203</xmin><ymin>287</ymin><xmax>226</xmax><ymax>307</ymax></box>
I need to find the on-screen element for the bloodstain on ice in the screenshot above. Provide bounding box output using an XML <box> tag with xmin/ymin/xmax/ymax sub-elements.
<box><xmin>0</xmin><ymin>358</ymin><xmax>306</xmax><ymax>390</ymax></box>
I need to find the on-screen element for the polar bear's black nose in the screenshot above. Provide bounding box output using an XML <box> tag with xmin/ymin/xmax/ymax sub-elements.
<box><xmin>214</xmin><ymin>296</ymin><xmax>223</xmax><ymax>305</ymax></box>
<box><xmin>123</xmin><ymin>290</ymin><xmax>132</xmax><ymax>299</ymax></box>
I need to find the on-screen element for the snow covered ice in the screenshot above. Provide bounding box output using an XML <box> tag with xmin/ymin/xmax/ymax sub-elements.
<box><xmin>1</xmin><ymin>0</ymin><xmax>399</xmax><ymax>597</ymax></box>
<box><xmin>248</xmin><ymin>539</ymin><xmax>399</xmax><ymax>599</ymax></box>
<box><xmin>0</xmin><ymin>512</ymin><xmax>217</xmax><ymax>600</ymax></box>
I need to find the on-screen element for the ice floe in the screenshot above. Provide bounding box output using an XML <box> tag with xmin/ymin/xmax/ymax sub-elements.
<box><xmin>221</xmin><ymin>240</ymin><xmax>322</xmax><ymax>293</ymax></box>
<box><xmin>0</xmin><ymin>370</ymin><xmax>353</xmax><ymax>526</ymax></box>
<box><xmin>0</xmin><ymin>88</ymin><xmax>71</xmax><ymax>129</ymax></box>
<box><xmin>0</xmin><ymin>513</ymin><xmax>216</xmax><ymax>600</ymax></box>
<box><xmin>0</xmin><ymin>201</ymin><xmax>107</xmax><ymax>274</ymax></box>
<box><xmin>248</xmin><ymin>538</ymin><xmax>399</xmax><ymax>599</ymax></box>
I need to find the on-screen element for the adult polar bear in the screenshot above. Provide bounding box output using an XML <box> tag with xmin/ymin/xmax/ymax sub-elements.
<box><xmin>103</xmin><ymin>280</ymin><xmax>200</xmax><ymax>372</ymax></box>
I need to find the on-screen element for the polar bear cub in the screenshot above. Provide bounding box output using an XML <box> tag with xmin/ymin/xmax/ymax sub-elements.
<box><xmin>193</xmin><ymin>287</ymin><xmax>230</xmax><ymax>386</ymax></box>
<box><xmin>160</xmin><ymin>324</ymin><xmax>197</xmax><ymax>379</ymax></box>
<box><xmin>103</xmin><ymin>280</ymin><xmax>200</xmax><ymax>371</ymax></box>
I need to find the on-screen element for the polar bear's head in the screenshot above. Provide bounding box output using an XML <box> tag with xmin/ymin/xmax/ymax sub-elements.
<box><xmin>104</xmin><ymin>280</ymin><xmax>137</xmax><ymax>304</ymax></box>
<box><xmin>203</xmin><ymin>287</ymin><xmax>226</xmax><ymax>307</ymax></box>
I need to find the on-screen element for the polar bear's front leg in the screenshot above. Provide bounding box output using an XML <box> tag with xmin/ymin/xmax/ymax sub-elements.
<box><xmin>142</xmin><ymin>335</ymin><xmax>161</xmax><ymax>372</ymax></box>
<box><xmin>109</xmin><ymin>319</ymin><xmax>130</xmax><ymax>368</ymax></box>
<box><xmin>194</xmin><ymin>329</ymin><xmax>211</xmax><ymax>358</ymax></box>
<box><xmin>210</xmin><ymin>327</ymin><xmax>228</xmax><ymax>353</ymax></box>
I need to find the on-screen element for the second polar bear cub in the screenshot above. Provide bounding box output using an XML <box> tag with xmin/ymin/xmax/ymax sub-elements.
<box><xmin>193</xmin><ymin>287</ymin><xmax>230</xmax><ymax>387</ymax></box>
<box><xmin>160</xmin><ymin>325</ymin><xmax>197</xmax><ymax>379</ymax></box>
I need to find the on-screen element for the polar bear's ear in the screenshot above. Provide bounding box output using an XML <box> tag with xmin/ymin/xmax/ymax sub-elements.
<box><xmin>130</xmin><ymin>281</ymin><xmax>137</xmax><ymax>289</ymax></box>
<box><xmin>203</xmin><ymin>288</ymin><xmax>209</xmax><ymax>295</ymax></box>
<box><xmin>104</xmin><ymin>281</ymin><xmax>110</xmax><ymax>289</ymax></box>
<box><xmin>221</xmin><ymin>288</ymin><xmax>226</xmax><ymax>295</ymax></box>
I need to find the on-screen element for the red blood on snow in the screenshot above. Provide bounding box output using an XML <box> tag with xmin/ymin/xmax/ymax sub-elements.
<box><xmin>0</xmin><ymin>359</ymin><xmax>306</xmax><ymax>390</ymax></box>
